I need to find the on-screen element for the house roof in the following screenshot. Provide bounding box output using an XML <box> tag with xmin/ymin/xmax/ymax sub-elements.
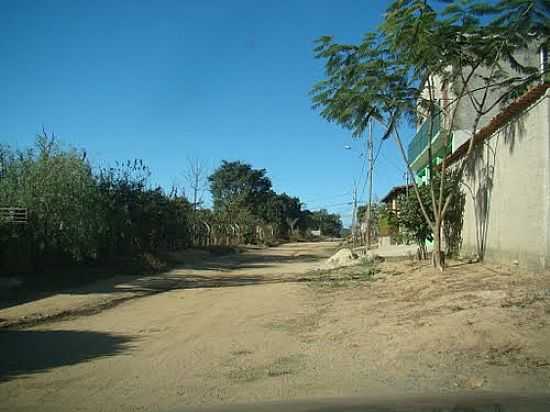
<box><xmin>381</xmin><ymin>184</ymin><xmax>413</xmax><ymax>203</ymax></box>
<box><xmin>446</xmin><ymin>82</ymin><xmax>550</xmax><ymax>166</ymax></box>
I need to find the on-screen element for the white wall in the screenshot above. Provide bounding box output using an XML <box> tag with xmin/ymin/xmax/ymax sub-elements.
<box><xmin>451</xmin><ymin>129</ymin><xmax>472</xmax><ymax>153</ymax></box>
<box><xmin>459</xmin><ymin>90</ymin><xmax>550</xmax><ymax>271</ymax></box>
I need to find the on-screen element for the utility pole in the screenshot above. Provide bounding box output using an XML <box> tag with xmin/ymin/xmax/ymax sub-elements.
<box><xmin>365</xmin><ymin>120</ymin><xmax>374</xmax><ymax>249</ymax></box>
<box><xmin>351</xmin><ymin>185</ymin><xmax>358</xmax><ymax>248</ymax></box>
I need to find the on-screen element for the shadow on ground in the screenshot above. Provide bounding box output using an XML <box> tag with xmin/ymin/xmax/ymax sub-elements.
<box><xmin>179</xmin><ymin>252</ymin><xmax>321</xmax><ymax>271</ymax></box>
<box><xmin>108</xmin><ymin>274</ymin><xmax>303</xmax><ymax>295</ymax></box>
<box><xmin>0</xmin><ymin>329</ymin><xmax>134</xmax><ymax>382</ymax></box>
<box><xmin>0</xmin><ymin>243</ymin><xmax>338</xmax><ymax>327</ymax></box>
<box><xmin>1</xmin><ymin>250</ymin><xmax>325</xmax><ymax>309</ymax></box>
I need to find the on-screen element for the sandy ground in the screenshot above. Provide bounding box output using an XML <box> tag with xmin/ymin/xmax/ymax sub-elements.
<box><xmin>0</xmin><ymin>243</ymin><xmax>333</xmax><ymax>328</ymax></box>
<box><xmin>1</xmin><ymin>242</ymin><xmax>550</xmax><ymax>411</ymax></box>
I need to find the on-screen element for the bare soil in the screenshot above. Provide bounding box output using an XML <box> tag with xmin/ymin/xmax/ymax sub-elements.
<box><xmin>1</xmin><ymin>242</ymin><xmax>550</xmax><ymax>411</ymax></box>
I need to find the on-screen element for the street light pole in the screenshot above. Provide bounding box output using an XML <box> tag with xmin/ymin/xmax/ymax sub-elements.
<box><xmin>365</xmin><ymin>120</ymin><xmax>374</xmax><ymax>250</ymax></box>
<box><xmin>351</xmin><ymin>185</ymin><xmax>358</xmax><ymax>248</ymax></box>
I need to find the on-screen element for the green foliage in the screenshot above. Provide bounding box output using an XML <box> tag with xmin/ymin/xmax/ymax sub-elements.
<box><xmin>0</xmin><ymin>134</ymin><xmax>194</xmax><ymax>274</ymax></box>
<box><xmin>311</xmin><ymin>0</ymin><xmax>546</xmax><ymax>268</ymax></box>
<box><xmin>0</xmin><ymin>135</ymin><xmax>100</xmax><ymax>267</ymax></box>
<box><xmin>378</xmin><ymin>207</ymin><xmax>400</xmax><ymax>238</ymax></box>
<box><xmin>303</xmin><ymin>209</ymin><xmax>343</xmax><ymax>237</ymax></box>
<box><xmin>356</xmin><ymin>205</ymin><xmax>368</xmax><ymax>224</ymax></box>
<box><xmin>0</xmin><ymin>136</ymin><xmax>342</xmax><ymax>275</ymax></box>
<box><xmin>208</xmin><ymin>161</ymin><xmax>272</xmax><ymax>222</ymax></box>
<box><xmin>441</xmin><ymin>173</ymin><xmax>466</xmax><ymax>257</ymax></box>
<box><xmin>312</xmin><ymin>0</ymin><xmax>548</xmax><ymax>140</ymax></box>
<box><xmin>207</xmin><ymin>160</ymin><xmax>336</xmax><ymax>239</ymax></box>
<box><xmin>397</xmin><ymin>185</ymin><xmax>434</xmax><ymax>249</ymax></box>
<box><xmin>397</xmin><ymin>171</ymin><xmax>465</xmax><ymax>256</ymax></box>
<box><xmin>257</xmin><ymin>192</ymin><xmax>303</xmax><ymax>238</ymax></box>
<box><xmin>95</xmin><ymin>160</ymin><xmax>193</xmax><ymax>257</ymax></box>
<box><xmin>357</xmin><ymin>203</ymin><xmax>399</xmax><ymax>238</ymax></box>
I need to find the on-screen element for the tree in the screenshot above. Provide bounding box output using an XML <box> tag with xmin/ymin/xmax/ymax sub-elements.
<box><xmin>258</xmin><ymin>192</ymin><xmax>303</xmax><ymax>238</ymax></box>
<box><xmin>184</xmin><ymin>157</ymin><xmax>208</xmax><ymax>213</ymax></box>
<box><xmin>208</xmin><ymin>161</ymin><xmax>272</xmax><ymax>223</ymax></box>
<box><xmin>96</xmin><ymin>159</ymin><xmax>152</xmax><ymax>256</ymax></box>
<box><xmin>311</xmin><ymin>0</ymin><xmax>548</xmax><ymax>270</ymax></box>
<box><xmin>306</xmin><ymin>209</ymin><xmax>343</xmax><ymax>238</ymax></box>
<box><xmin>279</xmin><ymin>193</ymin><xmax>303</xmax><ymax>235</ymax></box>
<box><xmin>1</xmin><ymin>133</ymin><xmax>201</xmax><ymax>275</ymax></box>
<box><xmin>398</xmin><ymin>171</ymin><xmax>465</xmax><ymax>260</ymax></box>
<box><xmin>358</xmin><ymin>203</ymin><xmax>399</xmax><ymax>242</ymax></box>
<box><xmin>0</xmin><ymin>132</ymin><xmax>100</xmax><ymax>268</ymax></box>
<box><xmin>398</xmin><ymin>186</ymin><xmax>434</xmax><ymax>259</ymax></box>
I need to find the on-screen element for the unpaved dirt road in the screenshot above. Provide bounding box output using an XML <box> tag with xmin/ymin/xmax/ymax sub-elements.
<box><xmin>1</xmin><ymin>242</ymin><xmax>550</xmax><ymax>411</ymax></box>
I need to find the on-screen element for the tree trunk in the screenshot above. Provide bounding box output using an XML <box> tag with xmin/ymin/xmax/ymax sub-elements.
<box><xmin>432</xmin><ymin>217</ymin><xmax>445</xmax><ymax>271</ymax></box>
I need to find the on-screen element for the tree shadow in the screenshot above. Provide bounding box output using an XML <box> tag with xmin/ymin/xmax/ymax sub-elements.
<box><xmin>464</xmin><ymin>113</ymin><xmax>527</xmax><ymax>261</ymax></box>
<box><xmin>503</xmin><ymin>114</ymin><xmax>527</xmax><ymax>155</ymax></box>
<box><xmin>179</xmin><ymin>252</ymin><xmax>320</xmax><ymax>271</ymax></box>
<box><xmin>107</xmin><ymin>274</ymin><xmax>282</xmax><ymax>294</ymax></box>
<box><xmin>0</xmin><ymin>249</ymin><xmax>327</xmax><ymax>313</ymax></box>
<box><xmin>465</xmin><ymin>144</ymin><xmax>495</xmax><ymax>260</ymax></box>
<box><xmin>0</xmin><ymin>329</ymin><xmax>134</xmax><ymax>382</ymax></box>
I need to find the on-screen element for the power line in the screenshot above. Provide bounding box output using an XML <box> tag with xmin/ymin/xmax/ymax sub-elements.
<box><xmin>302</xmin><ymin>191</ymin><xmax>351</xmax><ymax>205</ymax></box>
<box><xmin>378</xmin><ymin>151</ymin><xmax>405</xmax><ymax>175</ymax></box>
<box><xmin>307</xmin><ymin>201</ymin><xmax>352</xmax><ymax>209</ymax></box>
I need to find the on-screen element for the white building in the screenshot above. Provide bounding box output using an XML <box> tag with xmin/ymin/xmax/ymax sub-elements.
<box><xmin>408</xmin><ymin>43</ymin><xmax>550</xmax><ymax>270</ymax></box>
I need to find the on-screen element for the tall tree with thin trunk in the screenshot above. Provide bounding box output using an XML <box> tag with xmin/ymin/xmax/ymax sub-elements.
<box><xmin>184</xmin><ymin>157</ymin><xmax>209</xmax><ymax>213</ymax></box>
<box><xmin>311</xmin><ymin>0</ymin><xmax>548</xmax><ymax>271</ymax></box>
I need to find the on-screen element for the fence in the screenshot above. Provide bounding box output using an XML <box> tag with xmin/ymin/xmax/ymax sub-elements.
<box><xmin>188</xmin><ymin>221</ymin><xmax>277</xmax><ymax>248</ymax></box>
<box><xmin>0</xmin><ymin>208</ymin><xmax>28</xmax><ymax>224</ymax></box>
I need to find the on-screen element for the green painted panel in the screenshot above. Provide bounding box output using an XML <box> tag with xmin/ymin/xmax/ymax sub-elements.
<box><xmin>408</xmin><ymin>109</ymin><xmax>442</xmax><ymax>163</ymax></box>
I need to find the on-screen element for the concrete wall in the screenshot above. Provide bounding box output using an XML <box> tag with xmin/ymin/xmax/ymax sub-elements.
<box><xmin>452</xmin><ymin>43</ymin><xmax>542</xmax><ymax>134</ymax></box>
<box><xmin>379</xmin><ymin>236</ymin><xmax>392</xmax><ymax>248</ymax></box>
<box><xmin>452</xmin><ymin>129</ymin><xmax>472</xmax><ymax>152</ymax></box>
<box><xmin>459</xmin><ymin>90</ymin><xmax>550</xmax><ymax>271</ymax></box>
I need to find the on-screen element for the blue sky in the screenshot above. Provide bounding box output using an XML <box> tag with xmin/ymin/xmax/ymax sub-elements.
<box><xmin>1</xmin><ymin>0</ymin><xmax>412</xmax><ymax>226</ymax></box>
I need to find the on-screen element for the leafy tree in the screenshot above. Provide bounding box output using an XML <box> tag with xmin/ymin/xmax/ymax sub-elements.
<box><xmin>208</xmin><ymin>161</ymin><xmax>272</xmax><ymax>223</ymax></box>
<box><xmin>207</xmin><ymin>161</ymin><xmax>307</xmax><ymax>241</ymax></box>
<box><xmin>1</xmin><ymin>134</ymin><xmax>198</xmax><ymax>275</ymax></box>
<box><xmin>358</xmin><ymin>203</ymin><xmax>400</xmax><ymax>240</ymax></box>
<box><xmin>278</xmin><ymin>193</ymin><xmax>303</xmax><ymax>235</ymax></box>
<box><xmin>306</xmin><ymin>209</ymin><xmax>342</xmax><ymax>237</ymax></box>
<box><xmin>440</xmin><ymin>172</ymin><xmax>466</xmax><ymax>257</ymax></box>
<box><xmin>398</xmin><ymin>171</ymin><xmax>465</xmax><ymax>259</ymax></box>
<box><xmin>0</xmin><ymin>133</ymin><xmax>100</xmax><ymax>268</ymax></box>
<box><xmin>397</xmin><ymin>186</ymin><xmax>434</xmax><ymax>259</ymax></box>
<box><xmin>96</xmin><ymin>159</ymin><xmax>196</xmax><ymax>256</ymax></box>
<box><xmin>95</xmin><ymin>159</ymin><xmax>151</xmax><ymax>257</ymax></box>
<box><xmin>311</xmin><ymin>0</ymin><xmax>548</xmax><ymax>270</ymax></box>
<box><xmin>258</xmin><ymin>192</ymin><xmax>303</xmax><ymax>238</ymax></box>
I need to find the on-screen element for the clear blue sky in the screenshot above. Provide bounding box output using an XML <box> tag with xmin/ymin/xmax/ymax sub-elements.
<box><xmin>1</xmin><ymin>0</ymin><xmax>413</xmax><ymax>226</ymax></box>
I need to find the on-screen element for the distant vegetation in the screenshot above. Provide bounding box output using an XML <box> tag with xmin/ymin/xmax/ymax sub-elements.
<box><xmin>208</xmin><ymin>160</ymin><xmax>342</xmax><ymax>240</ymax></box>
<box><xmin>0</xmin><ymin>133</ymin><xmax>342</xmax><ymax>275</ymax></box>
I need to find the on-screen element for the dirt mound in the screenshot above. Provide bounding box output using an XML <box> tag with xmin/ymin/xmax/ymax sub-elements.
<box><xmin>326</xmin><ymin>248</ymin><xmax>359</xmax><ymax>268</ymax></box>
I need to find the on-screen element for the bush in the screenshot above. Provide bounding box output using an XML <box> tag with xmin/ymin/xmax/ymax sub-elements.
<box><xmin>0</xmin><ymin>134</ymin><xmax>194</xmax><ymax>275</ymax></box>
<box><xmin>1</xmin><ymin>135</ymin><xmax>101</xmax><ymax>270</ymax></box>
<box><xmin>397</xmin><ymin>171</ymin><xmax>465</xmax><ymax>258</ymax></box>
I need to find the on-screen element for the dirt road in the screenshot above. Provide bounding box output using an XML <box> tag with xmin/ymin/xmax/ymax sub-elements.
<box><xmin>1</xmin><ymin>242</ymin><xmax>550</xmax><ymax>411</ymax></box>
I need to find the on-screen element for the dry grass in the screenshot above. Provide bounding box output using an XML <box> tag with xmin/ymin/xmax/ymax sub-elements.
<box><xmin>226</xmin><ymin>354</ymin><xmax>306</xmax><ymax>383</ymax></box>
